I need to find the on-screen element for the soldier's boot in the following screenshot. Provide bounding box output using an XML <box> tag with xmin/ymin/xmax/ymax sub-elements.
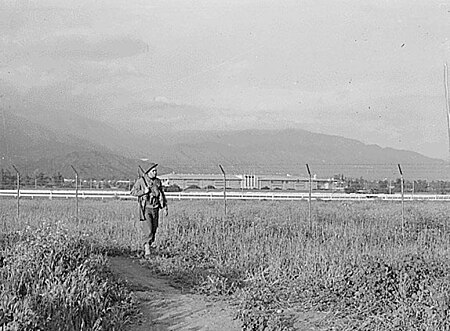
<box><xmin>144</xmin><ymin>243</ymin><xmax>151</xmax><ymax>257</ymax></box>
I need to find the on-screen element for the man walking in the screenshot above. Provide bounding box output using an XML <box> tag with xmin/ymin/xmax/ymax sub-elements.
<box><xmin>131</xmin><ymin>163</ymin><xmax>168</xmax><ymax>257</ymax></box>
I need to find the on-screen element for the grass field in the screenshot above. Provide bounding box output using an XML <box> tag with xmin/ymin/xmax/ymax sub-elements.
<box><xmin>1</xmin><ymin>198</ymin><xmax>449</xmax><ymax>330</ymax></box>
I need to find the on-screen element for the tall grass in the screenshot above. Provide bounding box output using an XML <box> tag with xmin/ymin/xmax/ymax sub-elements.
<box><xmin>1</xmin><ymin>198</ymin><xmax>449</xmax><ymax>330</ymax></box>
<box><xmin>0</xmin><ymin>200</ymin><xmax>135</xmax><ymax>331</ymax></box>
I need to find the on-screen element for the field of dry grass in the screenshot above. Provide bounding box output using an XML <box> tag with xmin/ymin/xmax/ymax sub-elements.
<box><xmin>1</xmin><ymin>198</ymin><xmax>449</xmax><ymax>330</ymax></box>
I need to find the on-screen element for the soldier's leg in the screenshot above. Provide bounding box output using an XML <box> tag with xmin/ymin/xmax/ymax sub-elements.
<box><xmin>149</xmin><ymin>208</ymin><xmax>160</xmax><ymax>246</ymax></box>
<box><xmin>141</xmin><ymin>209</ymin><xmax>152</xmax><ymax>256</ymax></box>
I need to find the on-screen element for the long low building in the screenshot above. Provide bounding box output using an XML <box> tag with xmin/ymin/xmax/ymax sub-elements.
<box><xmin>159</xmin><ymin>173</ymin><xmax>341</xmax><ymax>191</ymax></box>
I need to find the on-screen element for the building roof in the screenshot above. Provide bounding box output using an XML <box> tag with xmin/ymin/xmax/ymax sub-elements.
<box><xmin>159</xmin><ymin>173</ymin><xmax>241</xmax><ymax>180</ymax></box>
<box><xmin>160</xmin><ymin>173</ymin><xmax>334</xmax><ymax>182</ymax></box>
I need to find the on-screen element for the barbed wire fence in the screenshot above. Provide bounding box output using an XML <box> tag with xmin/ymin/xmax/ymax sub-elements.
<box><xmin>1</xmin><ymin>162</ymin><xmax>450</xmax><ymax>189</ymax></box>
<box><xmin>1</xmin><ymin>161</ymin><xmax>450</xmax><ymax>223</ymax></box>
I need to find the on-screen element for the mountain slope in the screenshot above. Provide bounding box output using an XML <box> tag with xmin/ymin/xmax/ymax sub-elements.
<box><xmin>0</xmin><ymin>111</ymin><xmax>170</xmax><ymax>178</ymax></box>
<box><xmin>1</xmin><ymin>109</ymin><xmax>447</xmax><ymax>180</ymax></box>
<box><xmin>10</xmin><ymin>108</ymin><xmax>148</xmax><ymax>158</ymax></box>
<box><xmin>147</xmin><ymin>129</ymin><xmax>448</xmax><ymax>179</ymax></box>
<box><xmin>34</xmin><ymin>150</ymin><xmax>172</xmax><ymax>179</ymax></box>
<box><xmin>1</xmin><ymin>110</ymin><xmax>108</xmax><ymax>164</ymax></box>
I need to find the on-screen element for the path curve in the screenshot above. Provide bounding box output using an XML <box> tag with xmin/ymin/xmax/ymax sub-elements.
<box><xmin>109</xmin><ymin>256</ymin><xmax>242</xmax><ymax>331</ymax></box>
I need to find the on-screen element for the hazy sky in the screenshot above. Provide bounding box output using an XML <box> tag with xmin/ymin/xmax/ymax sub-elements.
<box><xmin>1</xmin><ymin>0</ymin><xmax>450</xmax><ymax>159</ymax></box>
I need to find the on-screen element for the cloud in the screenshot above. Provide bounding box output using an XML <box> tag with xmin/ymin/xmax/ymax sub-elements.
<box><xmin>39</xmin><ymin>35</ymin><xmax>149</xmax><ymax>61</ymax></box>
<box><xmin>1</xmin><ymin>23</ymin><xmax>149</xmax><ymax>66</ymax></box>
<box><xmin>1</xmin><ymin>0</ymin><xmax>449</xmax><ymax>160</ymax></box>
<box><xmin>0</xmin><ymin>32</ymin><xmax>150</xmax><ymax>93</ymax></box>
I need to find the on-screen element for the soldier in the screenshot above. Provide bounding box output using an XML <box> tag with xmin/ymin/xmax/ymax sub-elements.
<box><xmin>131</xmin><ymin>163</ymin><xmax>168</xmax><ymax>257</ymax></box>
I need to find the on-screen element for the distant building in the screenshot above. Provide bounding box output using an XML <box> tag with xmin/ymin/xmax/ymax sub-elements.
<box><xmin>159</xmin><ymin>173</ymin><xmax>340</xmax><ymax>191</ymax></box>
<box><xmin>159</xmin><ymin>173</ymin><xmax>241</xmax><ymax>190</ymax></box>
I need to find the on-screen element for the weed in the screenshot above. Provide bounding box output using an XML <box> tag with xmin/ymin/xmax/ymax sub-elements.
<box><xmin>0</xmin><ymin>199</ymin><xmax>449</xmax><ymax>330</ymax></box>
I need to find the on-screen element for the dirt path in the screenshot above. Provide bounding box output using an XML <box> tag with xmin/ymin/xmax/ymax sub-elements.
<box><xmin>108</xmin><ymin>256</ymin><xmax>242</xmax><ymax>331</ymax></box>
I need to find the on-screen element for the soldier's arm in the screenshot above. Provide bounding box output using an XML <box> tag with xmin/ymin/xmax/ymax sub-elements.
<box><xmin>158</xmin><ymin>180</ymin><xmax>168</xmax><ymax>209</ymax></box>
<box><xmin>130</xmin><ymin>179</ymin><xmax>148</xmax><ymax>197</ymax></box>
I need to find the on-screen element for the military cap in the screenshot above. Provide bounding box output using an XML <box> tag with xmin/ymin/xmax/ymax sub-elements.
<box><xmin>145</xmin><ymin>163</ymin><xmax>158</xmax><ymax>173</ymax></box>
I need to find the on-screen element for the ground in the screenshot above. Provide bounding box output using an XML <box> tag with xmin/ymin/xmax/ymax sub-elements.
<box><xmin>108</xmin><ymin>256</ymin><xmax>242</xmax><ymax>331</ymax></box>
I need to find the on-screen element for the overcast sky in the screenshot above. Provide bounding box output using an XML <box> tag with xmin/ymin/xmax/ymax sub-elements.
<box><xmin>1</xmin><ymin>0</ymin><xmax>450</xmax><ymax>159</ymax></box>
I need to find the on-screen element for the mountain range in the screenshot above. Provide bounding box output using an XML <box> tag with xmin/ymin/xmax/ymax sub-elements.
<box><xmin>1</xmin><ymin>109</ymin><xmax>448</xmax><ymax>180</ymax></box>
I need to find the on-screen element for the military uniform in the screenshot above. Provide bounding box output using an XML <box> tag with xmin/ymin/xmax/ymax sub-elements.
<box><xmin>130</xmin><ymin>163</ymin><xmax>168</xmax><ymax>255</ymax></box>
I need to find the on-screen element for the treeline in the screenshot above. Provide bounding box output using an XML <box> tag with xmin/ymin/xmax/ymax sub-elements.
<box><xmin>2</xmin><ymin>168</ymin><xmax>450</xmax><ymax>194</ymax></box>
<box><xmin>0</xmin><ymin>169</ymin><xmax>133</xmax><ymax>190</ymax></box>
<box><xmin>1</xmin><ymin>169</ymin><xmax>65</xmax><ymax>189</ymax></box>
<box><xmin>341</xmin><ymin>176</ymin><xmax>450</xmax><ymax>194</ymax></box>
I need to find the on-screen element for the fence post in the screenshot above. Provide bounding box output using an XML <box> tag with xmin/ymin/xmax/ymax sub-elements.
<box><xmin>306</xmin><ymin>164</ymin><xmax>312</xmax><ymax>229</ymax></box>
<box><xmin>444</xmin><ymin>63</ymin><xmax>450</xmax><ymax>156</ymax></box>
<box><xmin>11</xmin><ymin>164</ymin><xmax>20</xmax><ymax>220</ymax></box>
<box><xmin>397</xmin><ymin>164</ymin><xmax>405</xmax><ymax>239</ymax></box>
<box><xmin>70</xmin><ymin>165</ymin><xmax>79</xmax><ymax>222</ymax></box>
<box><xmin>219</xmin><ymin>164</ymin><xmax>227</xmax><ymax>217</ymax></box>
